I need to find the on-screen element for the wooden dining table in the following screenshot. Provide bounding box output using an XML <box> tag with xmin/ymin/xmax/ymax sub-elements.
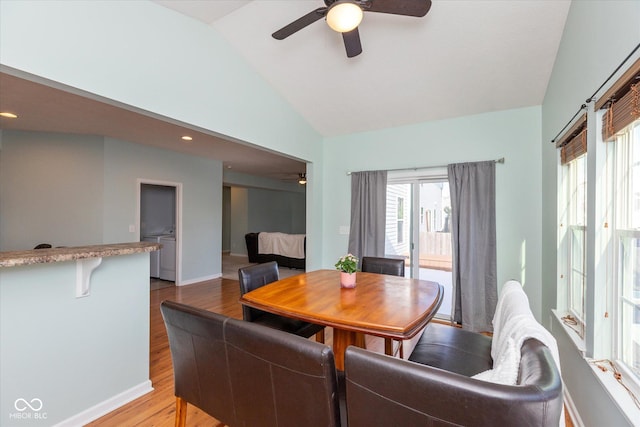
<box><xmin>239</xmin><ymin>269</ymin><xmax>444</xmax><ymax>370</ymax></box>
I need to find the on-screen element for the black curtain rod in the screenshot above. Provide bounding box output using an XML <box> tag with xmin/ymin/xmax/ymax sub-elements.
<box><xmin>346</xmin><ymin>157</ymin><xmax>505</xmax><ymax>175</ymax></box>
<box><xmin>585</xmin><ymin>42</ymin><xmax>640</xmax><ymax>104</ymax></box>
<box><xmin>550</xmin><ymin>104</ymin><xmax>587</xmax><ymax>144</ymax></box>
<box><xmin>550</xmin><ymin>42</ymin><xmax>640</xmax><ymax>144</ymax></box>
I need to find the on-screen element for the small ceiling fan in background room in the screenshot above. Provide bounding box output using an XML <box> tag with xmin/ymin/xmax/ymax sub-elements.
<box><xmin>272</xmin><ymin>0</ymin><xmax>432</xmax><ymax>58</ymax></box>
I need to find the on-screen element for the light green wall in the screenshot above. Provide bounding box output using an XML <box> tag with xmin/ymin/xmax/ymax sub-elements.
<box><xmin>223</xmin><ymin>170</ymin><xmax>307</xmax><ymax>256</ymax></box>
<box><xmin>230</xmin><ymin>187</ymin><xmax>249</xmax><ymax>255</ymax></box>
<box><xmin>541</xmin><ymin>0</ymin><xmax>640</xmax><ymax>319</ymax></box>
<box><xmin>248</xmin><ymin>188</ymin><xmax>306</xmax><ymax>235</ymax></box>
<box><xmin>0</xmin><ymin>253</ymin><xmax>151</xmax><ymax>426</ymax></box>
<box><xmin>103</xmin><ymin>138</ymin><xmax>222</xmax><ymax>283</ymax></box>
<box><xmin>3</xmin><ymin>0</ymin><xmax>638</xmax><ymax>424</ymax></box>
<box><xmin>0</xmin><ymin>132</ymin><xmax>223</xmax><ymax>283</ymax></box>
<box><xmin>323</xmin><ymin>106</ymin><xmax>543</xmax><ymax>318</ymax></box>
<box><xmin>0</xmin><ymin>131</ymin><xmax>104</xmax><ymax>251</ymax></box>
<box><xmin>540</xmin><ymin>1</ymin><xmax>640</xmax><ymax>425</ymax></box>
<box><xmin>0</xmin><ymin>0</ymin><xmax>325</xmax><ymax>265</ymax></box>
<box><xmin>225</xmin><ymin>186</ymin><xmax>306</xmax><ymax>256</ymax></box>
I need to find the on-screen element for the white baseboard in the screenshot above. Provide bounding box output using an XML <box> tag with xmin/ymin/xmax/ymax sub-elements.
<box><xmin>53</xmin><ymin>380</ymin><xmax>153</xmax><ymax>427</ymax></box>
<box><xmin>564</xmin><ymin>387</ymin><xmax>584</xmax><ymax>427</ymax></box>
<box><xmin>229</xmin><ymin>252</ymin><xmax>248</xmax><ymax>257</ymax></box>
<box><xmin>178</xmin><ymin>273</ymin><xmax>221</xmax><ymax>286</ymax></box>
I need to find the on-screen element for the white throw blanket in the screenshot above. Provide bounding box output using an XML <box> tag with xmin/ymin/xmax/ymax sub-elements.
<box><xmin>472</xmin><ymin>280</ymin><xmax>565</xmax><ymax>426</ymax></box>
<box><xmin>258</xmin><ymin>232</ymin><xmax>305</xmax><ymax>259</ymax></box>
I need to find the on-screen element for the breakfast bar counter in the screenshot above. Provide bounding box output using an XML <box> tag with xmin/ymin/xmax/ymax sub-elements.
<box><xmin>0</xmin><ymin>242</ymin><xmax>160</xmax><ymax>267</ymax></box>
<box><xmin>0</xmin><ymin>242</ymin><xmax>159</xmax><ymax>426</ymax></box>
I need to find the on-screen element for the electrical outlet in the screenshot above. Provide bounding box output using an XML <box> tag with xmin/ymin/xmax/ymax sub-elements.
<box><xmin>129</xmin><ymin>224</ymin><xmax>135</xmax><ymax>233</ymax></box>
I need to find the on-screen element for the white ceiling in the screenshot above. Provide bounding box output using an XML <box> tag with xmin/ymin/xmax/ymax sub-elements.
<box><xmin>0</xmin><ymin>0</ymin><xmax>571</xmax><ymax>180</ymax></box>
<box><xmin>157</xmin><ymin>0</ymin><xmax>571</xmax><ymax>136</ymax></box>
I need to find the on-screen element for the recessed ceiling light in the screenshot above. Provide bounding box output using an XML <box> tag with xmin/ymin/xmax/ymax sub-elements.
<box><xmin>0</xmin><ymin>112</ymin><xmax>18</xmax><ymax>119</ymax></box>
<box><xmin>181</xmin><ymin>136</ymin><xmax>193</xmax><ymax>141</ymax></box>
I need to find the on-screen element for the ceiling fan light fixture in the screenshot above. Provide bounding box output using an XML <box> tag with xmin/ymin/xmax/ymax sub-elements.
<box><xmin>298</xmin><ymin>173</ymin><xmax>307</xmax><ymax>185</ymax></box>
<box><xmin>326</xmin><ymin>1</ymin><xmax>363</xmax><ymax>33</ymax></box>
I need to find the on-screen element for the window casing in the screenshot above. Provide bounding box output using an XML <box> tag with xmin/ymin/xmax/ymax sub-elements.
<box><xmin>565</xmin><ymin>155</ymin><xmax>587</xmax><ymax>334</ymax></box>
<box><xmin>613</xmin><ymin>121</ymin><xmax>640</xmax><ymax>380</ymax></box>
<box><xmin>556</xmin><ymin>59</ymin><xmax>640</xmax><ymax>412</ymax></box>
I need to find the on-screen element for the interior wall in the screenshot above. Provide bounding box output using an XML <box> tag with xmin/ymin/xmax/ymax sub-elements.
<box><xmin>323</xmin><ymin>106</ymin><xmax>543</xmax><ymax>318</ymax></box>
<box><xmin>222</xmin><ymin>186</ymin><xmax>231</xmax><ymax>252</ymax></box>
<box><xmin>0</xmin><ymin>131</ymin><xmax>222</xmax><ymax>283</ymax></box>
<box><xmin>224</xmin><ymin>170</ymin><xmax>307</xmax><ymax>257</ymax></box>
<box><xmin>103</xmin><ymin>138</ymin><xmax>222</xmax><ymax>284</ymax></box>
<box><xmin>540</xmin><ymin>0</ymin><xmax>640</xmax><ymax>324</ymax></box>
<box><xmin>540</xmin><ymin>1</ymin><xmax>640</xmax><ymax>425</ymax></box>
<box><xmin>247</xmin><ymin>187</ymin><xmax>306</xmax><ymax>234</ymax></box>
<box><xmin>0</xmin><ymin>0</ymin><xmax>325</xmax><ymax>268</ymax></box>
<box><xmin>0</xmin><ymin>253</ymin><xmax>150</xmax><ymax>426</ymax></box>
<box><xmin>226</xmin><ymin>185</ymin><xmax>306</xmax><ymax>257</ymax></box>
<box><xmin>229</xmin><ymin>187</ymin><xmax>249</xmax><ymax>256</ymax></box>
<box><xmin>0</xmin><ymin>131</ymin><xmax>104</xmax><ymax>251</ymax></box>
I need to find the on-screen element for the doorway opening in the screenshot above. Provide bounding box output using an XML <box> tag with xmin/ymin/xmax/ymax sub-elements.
<box><xmin>137</xmin><ymin>180</ymin><xmax>182</xmax><ymax>286</ymax></box>
<box><xmin>386</xmin><ymin>170</ymin><xmax>453</xmax><ymax>320</ymax></box>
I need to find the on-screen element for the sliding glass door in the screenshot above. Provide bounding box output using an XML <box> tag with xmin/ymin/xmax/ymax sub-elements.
<box><xmin>386</xmin><ymin>172</ymin><xmax>453</xmax><ymax>319</ymax></box>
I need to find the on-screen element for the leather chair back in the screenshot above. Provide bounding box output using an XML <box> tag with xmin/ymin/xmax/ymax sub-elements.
<box><xmin>161</xmin><ymin>300</ymin><xmax>342</xmax><ymax>427</ymax></box>
<box><xmin>160</xmin><ymin>300</ymin><xmax>236</xmax><ymax>426</ymax></box>
<box><xmin>361</xmin><ymin>256</ymin><xmax>405</xmax><ymax>277</ymax></box>
<box><xmin>225</xmin><ymin>316</ymin><xmax>342</xmax><ymax>427</ymax></box>
<box><xmin>345</xmin><ymin>339</ymin><xmax>563</xmax><ymax>427</ymax></box>
<box><xmin>238</xmin><ymin>261</ymin><xmax>280</xmax><ymax>322</ymax></box>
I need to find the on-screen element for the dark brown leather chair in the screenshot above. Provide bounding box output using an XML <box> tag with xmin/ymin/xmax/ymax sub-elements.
<box><xmin>161</xmin><ymin>300</ymin><xmax>343</xmax><ymax>427</ymax></box>
<box><xmin>360</xmin><ymin>256</ymin><xmax>406</xmax><ymax>356</ymax></box>
<box><xmin>238</xmin><ymin>261</ymin><xmax>325</xmax><ymax>343</ymax></box>
<box><xmin>361</xmin><ymin>256</ymin><xmax>405</xmax><ymax>277</ymax></box>
<box><xmin>225</xmin><ymin>313</ymin><xmax>343</xmax><ymax>427</ymax></box>
<box><xmin>160</xmin><ymin>300</ymin><xmax>235</xmax><ymax>427</ymax></box>
<box><xmin>344</xmin><ymin>339</ymin><xmax>563</xmax><ymax>427</ymax></box>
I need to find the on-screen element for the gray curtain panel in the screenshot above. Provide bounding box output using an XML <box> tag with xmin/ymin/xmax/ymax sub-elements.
<box><xmin>447</xmin><ymin>161</ymin><xmax>497</xmax><ymax>332</ymax></box>
<box><xmin>348</xmin><ymin>171</ymin><xmax>387</xmax><ymax>265</ymax></box>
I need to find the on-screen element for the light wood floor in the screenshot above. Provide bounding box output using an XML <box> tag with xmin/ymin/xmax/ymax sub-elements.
<box><xmin>88</xmin><ymin>277</ymin><xmax>397</xmax><ymax>426</ymax></box>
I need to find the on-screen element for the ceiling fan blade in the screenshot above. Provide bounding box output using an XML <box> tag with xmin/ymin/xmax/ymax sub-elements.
<box><xmin>272</xmin><ymin>7</ymin><xmax>327</xmax><ymax>40</ymax></box>
<box><xmin>342</xmin><ymin>28</ymin><xmax>362</xmax><ymax>58</ymax></box>
<box><xmin>365</xmin><ymin>0</ymin><xmax>432</xmax><ymax>17</ymax></box>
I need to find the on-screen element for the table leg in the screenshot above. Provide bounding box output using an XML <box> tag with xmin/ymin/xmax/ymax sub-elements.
<box><xmin>332</xmin><ymin>328</ymin><xmax>366</xmax><ymax>370</ymax></box>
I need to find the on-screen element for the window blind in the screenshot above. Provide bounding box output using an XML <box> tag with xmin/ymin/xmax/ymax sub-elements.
<box><xmin>556</xmin><ymin>114</ymin><xmax>587</xmax><ymax>165</ymax></box>
<box><xmin>598</xmin><ymin>57</ymin><xmax>640</xmax><ymax>142</ymax></box>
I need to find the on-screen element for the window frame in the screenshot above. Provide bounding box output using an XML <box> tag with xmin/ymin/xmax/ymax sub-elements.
<box><xmin>560</xmin><ymin>154</ymin><xmax>587</xmax><ymax>336</ymax></box>
<box><xmin>558</xmin><ymin>110</ymin><xmax>640</xmax><ymax>394</ymax></box>
<box><xmin>610</xmin><ymin>121</ymin><xmax>640</xmax><ymax>388</ymax></box>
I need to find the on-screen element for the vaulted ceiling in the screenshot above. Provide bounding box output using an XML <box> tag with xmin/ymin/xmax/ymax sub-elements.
<box><xmin>0</xmin><ymin>0</ymin><xmax>571</xmax><ymax>180</ymax></box>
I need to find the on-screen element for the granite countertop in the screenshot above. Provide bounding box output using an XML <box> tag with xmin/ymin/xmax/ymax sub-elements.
<box><xmin>0</xmin><ymin>242</ymin><xmax>161</xmax><ymax>268</ymax></box>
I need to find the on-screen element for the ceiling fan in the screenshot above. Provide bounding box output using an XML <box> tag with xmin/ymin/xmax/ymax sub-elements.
<box><xmin>272</xmin><ymin>0</ymin><xmax>432</xmax><ymax>58</ymax></box>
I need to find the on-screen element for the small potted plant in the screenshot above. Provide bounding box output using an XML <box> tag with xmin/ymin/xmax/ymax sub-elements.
<box><xmin>335</xmin><ymin>253</ymin><xmax>358</xmax><ymax>288</ymax></box>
